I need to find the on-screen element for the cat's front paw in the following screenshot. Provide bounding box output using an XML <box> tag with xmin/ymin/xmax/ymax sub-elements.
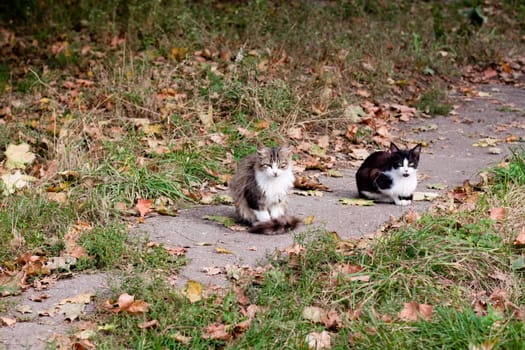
<box><xmin>395</xmin><ymin>199</ymin><xmax>412</xmax><ymax>206</ymax></box>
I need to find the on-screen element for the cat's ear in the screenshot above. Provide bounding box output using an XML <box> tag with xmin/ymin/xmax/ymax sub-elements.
<box><xmin>390</xmin><ymin>143</ymin><xmax>400</xmax><ymax>153</ymax></box>
<box><xmin>411</xmin><ymin>143</ymin><xmax>422</xmax><ymax>156</ymax></box>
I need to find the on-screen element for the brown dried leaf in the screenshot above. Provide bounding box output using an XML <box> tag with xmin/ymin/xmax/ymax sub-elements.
<box><xmin>135</xmin><ymin>198</ymin><xmax>153</xmax><ymax>217</ymax></box>
<box><xmin>234</xmin><ymin>286</ymin><xmax>251</xmax><ymax>306</ymax></box>
<box><xmin>137</xmin><ymin>319</ymin><xmax>159</xmax><ymax>329</ymax></box>
<box><xmin>125</xmin><ymin>300</ymin><xmax>149</xmax><ymax>314</ymax></box>
<box><xmin>321</xmin><ymin>309</ymin><xmax>342</xmax><ymax>330</ymax></box>
<box><xmin>294</xmin><ymin>176</ymin><xmax>331</xmax><ymax>191</ymax></box>
<box><xmin>233</xmin><ymin>318</ymin><xmax>252</xmax><ymax>333</ymax></box>
<box><xmin>0</xmin><ymin>317</ymin><xmax>16</xmax><ymax>326</ymax></box>
<box><xmin>202</xmin><ymin>323</ymin><xmax>231</xmax><ymax>340</ymax></box>
<box><xmin>284</xmin><ymin>244</ymin><xmax>305</xmax><ymax>255</ymax></box>
<box><xmin>287</xmin><ymin>127</ymin><xmax>303</xmax><ymax>140</ymax></box>
<box><xmin>489</xmin><ymin>207</ymin><xmax>507</xmax><ymax>220</ymax></box>
<box><xmin>398</xmin><ymin>301</ymin><xmax>433</xmax><ymax>321</ymax></box>
<box><xmin>513</xmin><ymin>229</ymin><xmax>525</xmax><ymax>247</ymax></box>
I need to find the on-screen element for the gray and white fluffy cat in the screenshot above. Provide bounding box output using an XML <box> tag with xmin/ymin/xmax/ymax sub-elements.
<box><xmin>356</xmin><ymin>143</ymin><xmax>421</xmax><ymax>206</ymax></box>
<box><xmin>229</xmin><ymin>145</ymin><xmax>299</xmax><ymax>234</ymax></box>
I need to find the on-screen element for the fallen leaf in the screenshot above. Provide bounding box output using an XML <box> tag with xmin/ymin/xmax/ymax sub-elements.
<box><xmin>202</xmin><ymin>266</ymin><xmax>223</xmax><ymax>275</ymax></box>
<box><xmin>339</xmin><ymin>198</ymin><xmax>375</xmax><ymax>206</ymax></box>
<box><xmin>104</xmin><ymin>293</ymin><xmax>149</xmax><ymax>314</ymax></box>
<box><xmin>1</xmin><ymin>170</ymin><xmax>37</xmax><ymax>195</ymax></box>
<box><xmin>302</xmin><ymin>306</ymin><xmax>327</xmax><ymax>323</ymax></box>
<box><xmin>304</xmin><ymin>215</ymin><xmax>315</xmax><ymax>225</ymax></box>
<box><xmin>59</xmin><ymin>293</ymin><xmax>93</xmax><ymax>305</ymax></box>
<box><xmin>321</xmin><ymin>309</ymin><xmax>342</xmax><ymax>330</ymax></box>
<box><xmin>184</xmin><ymin>280</ymin><xmax>203</xmax><ymax>303</ymax></box>
<box><xmin>170</xmin><ymin>331</ymin><xmax>192</xmax><ymax>344</ymax></box>
<box><xmin>287</xmin><ymin>127</ymin><xmax>303</xmax><ymax>140</ymax></box>
<box><xmin>293</xmin><ymin>189</ymin><xmax>324</xmax><ymax>197</ymax></box>
<box><xmin>472</xmin><ymin>138</ymin><xmax>501</xmax><ymax>147</ymax></box>
<box><xmin>203</xmin><ymin>215</ymin><xmax>236</xmax><ymax>228</ymax></box>
<box><xmin>513</xmin><ymin>229</ymin><xmax>525</xmax><ymax>247</ymax></box>
<box><xmin>29</xmin><ymin>293</ymin><xmax>50</xmax><ymax>302</ymax></box>
<box><xmin>15</xmin><ymin>304</ymin><xmax>33</xmax><ymax>314</ymax></box>
<box><xmin>426</xmin><ymin>183</ymin><xmax>446</xmax><ymax>190</ymax></box>
<box><xmin>284</xmin><ymin>244</ymin><xmax>305</xmax><ymax>255</ymax></box>
<box><xmin>215</xmin><ymin>246</ymin><xmax>234</xmax><ymax>254</ymax></box>
<box><xmin>233</xmin><ymin>318</ymin><xmax>253</xmax><ymax>333</ymax></box>
<box><xmin>512</xmin><ymin>256</ymin><xmax>525</xmax><ymax>271</ymax></box>
<box><xmin>306</xmin><ymin>330</ymin><xmax>332</xmax><ymax>350</ymax></box>
<box><xmin>234</xmin><ymin>286</ymin><xmax>250</xmax><ymax>306</ymax></box>
<box><xmin>164</xmin><ymin>246</ymin><xmax>187</xmax><ymax>256</ymax></box>
<box><xmin>0</xmin><ymin>317</ymin><xmax>16</xmax><ymax>326</ymax></box>
<box><xmin>398</xmin><ymin>301</ymin><xmax>433</xmax><ymax>322</ymax></box>
<box><xmin>343</xmin><ymin>105</ymin><xmax>366</xmax><ymax>122</ymax></box>
<box><xmin>489</xmin><ymin>207</ymin><xmax>507</xmax><ymax>220</ymax></box>
<box><xmin>126</xmin><ymin>300</ymin><xmax>149</xmax><ymax>314</ymax></box>
<box><xmin>326</xmin><ymin>169</ymin><xmax>343</xmax><ymax>178</ymax></box>
<box><xmin>294</xmin><ymin>176</ymin><xmax>331</xmax><ymax>191</ymax></box>
<box><xmin>138</xmin><ymin>319</ymin><xmax>159</xmax><ymax>329</ymax></box>
<box><xmin>45</xmin><ymin>256</ymin><xmax>77</xmax><ymax>271</ymax></box>
<box><xmin>135</xmin><ymin>198</ymin><xmax>153</xmax><ymax>217</ymax></box>
<box><xmin>4</xmin><ymin>143</ymin><xmax>36</xmax><ymax>169</ymax></box>
<box><xmin>60</xmin><ymin>303</ymin><xmax>85</xmax><ymax>321</ymax></box>
<box><xmin>202</xmin><ymin>323</ymin><xmax>231</xmax><ymax>340</ymax></box>
<box><xmin>412</xmin><ymin>191</ymin><xmax>440</xmax><ymax>201</ymax></box>
<box><xmin>350</xmin><ymin>148</ymin><xmax>370</xmax><ymax>160</ymax></box>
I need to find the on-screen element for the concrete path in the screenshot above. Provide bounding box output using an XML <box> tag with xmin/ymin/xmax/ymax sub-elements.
<box><xmin>1</xmin><ymin>84</ymin><xmax>524</xmax><ymax>349</ymax></box>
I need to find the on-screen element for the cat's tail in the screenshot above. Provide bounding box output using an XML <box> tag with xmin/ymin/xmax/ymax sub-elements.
<box><xmin>248</xmin><ymin>215</ymin><xmax>300</xmax><ymax>235</ymax></box>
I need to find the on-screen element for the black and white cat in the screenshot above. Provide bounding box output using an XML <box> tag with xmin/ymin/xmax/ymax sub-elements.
<box><xmin>356</xmin><ymin>143</ymin><xmax>422</xmax><ymax>206</ymax></box>
<box><xmin>229</xmin><ymin>145</ymin><xmax>299</xmax><ymax>234</ymax></box>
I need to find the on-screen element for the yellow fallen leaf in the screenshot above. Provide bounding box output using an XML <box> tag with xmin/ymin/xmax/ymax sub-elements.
<box><xmin>5</xmin><ymin>143</ymin><xmax>36</xmax><ymax>169</ymax></box>
<box><xmin>215</xmin><ymin>246</ymin><xmax>233</xmax><ymax>254</ymax></box>
<box><xmin>59</xmin><ymin>293</ymin><xmax>94</xmax><ymax>305</ymax></box>
<box><xmin>304</xmin><ymin>215</ymin><xmax>315</xmax><ymax>225</ymax></box>
<box><xmin>339</xmin><ymin>198</ymin><xmax>375</xmax><ymax>206</ymax></box>
<box><xmin>184</xmin><ymin>280</ymin><xmax>203</xmax><ymax>303</ymax></box>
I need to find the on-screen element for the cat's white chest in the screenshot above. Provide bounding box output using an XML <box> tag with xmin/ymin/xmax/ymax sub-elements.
<box><xmin>387</xmin><ymin>170</ymin><xmax>418</xmax><ymax>196</ymax></box>
<box><xmin>255</xmin><ymin>169</ymin><xmax>294</xmax><ymax>204</ymax></box>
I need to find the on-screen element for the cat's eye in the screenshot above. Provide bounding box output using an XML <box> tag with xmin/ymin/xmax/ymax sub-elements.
<box><xmin>408</xmin><ymin>162</ymin><xmax>415</xmax><ymax>166</ymax></box>
<box><xmin>279</xmin><ymin>163</ymin><xmax>288</xmax><ymax>169</ymax></box>
<box><xmin>261</xmin><ymin>164</ymin><xmax>271</xmax><ymax>168</ymax></box>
